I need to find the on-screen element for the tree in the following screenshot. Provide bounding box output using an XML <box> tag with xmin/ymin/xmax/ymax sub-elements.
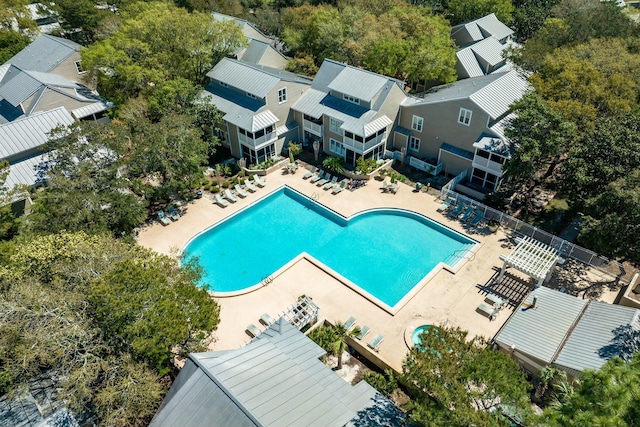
<box><xmin>0</xmin><ymin>0</ymin><xmax>37</xmax><ymax>36</ymax></box>
<box><xmin>542</xmin><ymin>354</ymin><xmax>640</xmax><ymax>427</ymax></box>
<box><xmin>331</xmin><ymin>321</ymin><xmax>360</xmax><ymax>370</ymax></box>
<box><xmin>578</xmin><ymin>168</ymin><xmax>640</xmax><ymax>264</ymax></box>
<box><xmin>445</xmin><ymin>0</ymin><xmax>514</xmax><ymax>26</ymax></box>
<box><xmin>402</xmin><ymin>326</ymin><xmax>532</xmax><ymax>426</ymax></box>
<box><xmin>323</xmin><ymin>156</ymin><xmax>345</xmax><ymax>175</ymax></box>
<box><xmin>51</xmin><ymin>0</ymin><xmax>111</xmax><ymax>44</ymax></box>
<box><xmin>510</xmin><ymin>0</ymin><xmax>560</xmax><ymax>42</ymax></box>
<box><xmin>81</xmin><ymin>1</ymin><xmax>246</xmax><ymax>104</ymax></box>
<box><xmin>287</xmin><ymin>142</ymin><xmax>301</xmax><ymax>163</ymax></box>
<box><xmin>0</xmin><ymin>29</ymin><xmax>30</xmax><ymax>63</ymax></box>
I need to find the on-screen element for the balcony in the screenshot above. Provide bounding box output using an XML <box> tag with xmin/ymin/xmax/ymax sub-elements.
<box><xmin>303</xmin><ymin>119</ymin><xmax>323</xmax><ymax>137</ymax></box>
<box><xmin>238</xmin><ymin>131</ymin><xmax>276</xmax><ymax>148</ymax></box>
<box><xmin>343</xmin><ymin>134</ymin><xmax>386</xmax><ymax>153</ymax></box>
<box><xmin>472</xmin><ymin>155</ymin><xmax>505</xmax><ymax>176</ymax></box>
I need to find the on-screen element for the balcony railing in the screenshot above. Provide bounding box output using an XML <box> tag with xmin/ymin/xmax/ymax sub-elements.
<box><xmin>343</xmin><ymin>134</ymin><xmax>386</xmax><ymax>153</ymax></box>
<box><xmin>408</xmin><ymin>156</ymin><xmax>443</xmax><ymax>176</ymax></box>
<box><xmin>238</xmin><ymin>131</ymin><xmax>276</xmax><ymax>148</ymax></box>
<box><xmin>303</xmin><ymin>119</ymin><xmax>323</xmax><ymax>136</ymax></box>
<box><xmin>472</xmin><ymin>156</ymin><xmax>505</xmax><ymax>176</ymax></box>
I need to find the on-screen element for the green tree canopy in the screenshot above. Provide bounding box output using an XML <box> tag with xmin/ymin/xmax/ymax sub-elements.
<box><xmin>444</xmin><ymin>0</ymin><xmax>514</xmax><ymax>26</ymax></box>
<box><xmin>81</xmin><ymin>1</ymin><xmax>246</xmax><ymax>104</ymax></box>
<box><xmin>542</xmin><ymin>354</ymin><xmax>640</xmax><ymax>427</ymax></box>
<box><xmin>510</xmin><ymin>0</ymin><xmax>559</xmax><ymax>42</ymax></box>
<box><xmin>402</xmin><ymin>326</ymin><xmax>532</xmax><ymax>426</ymax></box>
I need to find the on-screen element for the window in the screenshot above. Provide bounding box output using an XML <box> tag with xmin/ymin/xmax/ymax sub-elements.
<box><xmin>458</xmin><ymin>108</ymin><xmax>472</xmax><ymax>126</ymax></box>
<box><xmin>74</xmin><ymin>60</ymin><xmax>85</xmax><ymax>74</ymax></box>
<box><xmin>247</xmin><ymin>92</ymin><xmax>257</xmax><ymax>99</ymax></box>
<box><xmin>278</xmin><ymin>87</ymin><xmax>287</xmax><ymax>104</ymax></box>
<box><xmin>343</xmin><ymin>94</ymin><xmax>360</xmax><ymax>105</ymax></box>
<box><xmin>412</xmin><ymin>115</ymin><xmax>423</xmax><ymax>132</ymax></box>
<box><xmin>329</xmin><ymin>118</ymin><xmax>343</xmax><ymax>134</ymax></box>
<box><xmin>471</xmin><ymin>168</ymin><xmax>499</xmax><ymax>190</ymax></box>
<box><xmin>219</xmin><ymin>81</ymin><xmax>228</xmax><ymax>87</ymax></box>
<box><xmin>330</xmin><ymin>139</ymin><xmax>346</xmax><ymax>157</ymax></box>
<box><xmin>409</xmin><ymin>136</ymin><xmax>420</xmax><ymax>152</ymax></box>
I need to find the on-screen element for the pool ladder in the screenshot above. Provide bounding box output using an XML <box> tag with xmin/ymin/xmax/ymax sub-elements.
<box><xmin>260</xmin><ymin>275</ymin><xmax>273</xmax><ymax>287</ymax></box>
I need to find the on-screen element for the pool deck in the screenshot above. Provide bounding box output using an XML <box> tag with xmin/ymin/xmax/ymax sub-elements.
<box><xmin>137</xmin><ymin>165</ymin><xmax>621</xmax><ymax>372</ymax></box>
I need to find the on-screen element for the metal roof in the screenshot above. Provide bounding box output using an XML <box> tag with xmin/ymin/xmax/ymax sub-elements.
<box><xmin>457</xmin><ymin>49</ymin><xmax>485</xmax><ymax>78</ymax></box>
<box><xmin>440</xmin><ymin>142</ymin><xmax>474</xmax><ymax>160</ymax></box>
<box><xmin>469</xmin><ymin>37</ymin><xmax>507</xmax><ymax>67</ymax></box>
<box><xmin>451</xmin><ymin>13</ymin><xmax>514</xmax><ymax>45</ymax></box>
<box><xmin>70</xmin><ymin>101</ymin><xmax>111</xmax><ymax>119</ymax></box>
<box><xmin>4</xmin><ymin>153</ymin><xmax>48</xmax><ymax>188</ymax></box>
<box><xmin>489</xmin><ymin>113</ymin><xmax>516</xmax><ymax>140</ymax></box>
<box><xmin>363</xmin><ymin>115</ymin><xmax>392</xmax><ymax>136</ymax></box>
<box><xmin>394</xmin><ymin>126</ymin><xmax>412</xmax><ymax>137</ymax></box>
<box><xmin>327</xmin><ymin>66</ymin><xmax>388</xmax><ymax>102</ymax></box>
<box><xmin>0</xmin><ymin>66</ymin><xmax>79</xmax><ymax>106</ymax></box>
<box><xmin>240</xmin><ymin>40</ymin><xmax>270</xmax><ymax>64</ymax></box>
<box><xmin>207</xmin><ymin>58</ymin><xmax>278</xmax><ymax>98</ymax></box>
<box><xmin>414</xmin><ymin>71</ymin><xmax>529</xmax><ymax>120</ymax></box>
<box><xmin>555</xmin><ymin>302</ymin><xmax>640</xmax><ymax>373</ymax></box>
<box><xmin>150</xmin><ymin>319</ymin><xmax>404</xmax><ymax>427</ymax></box>
<box><xmin>3</xmin><ymin>34</ymin><xmax>81</xmax><ymax>72</ymax></box>
<box><xmin>494</xmin><ymin>287</ymin><xmax>588</xmax><ymax>363</ymax></box>
<box><xmin>0</xmin><ymin>107</ymin><xmax>74</xmax><ymax>160</ymax></box>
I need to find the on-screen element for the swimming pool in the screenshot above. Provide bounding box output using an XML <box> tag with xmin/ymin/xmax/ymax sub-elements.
<box><xmin>183</xmin><ymin>186</ymin><xmax>477</xmax><ymax>311</ymax></box>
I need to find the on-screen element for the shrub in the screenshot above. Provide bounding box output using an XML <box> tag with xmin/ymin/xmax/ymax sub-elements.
<box><xmin>356</xmin><ymin>157</ymin><xmax>378</xmax><ymax>174</ymax></box>
<box><xmin>211</xmin><ymin>186</ymin><xmax>220</xmax><ymax>193</ymax></box>
<box><xmin>307</xmin><ymin>324</ymin><xmax>341</xmax><ymax>354</ymax></box>
<box><xmin>221</xmin><ymin>181</ymin><xmax>230</xmax><ymax>189</ymax></box>
<box><xmin>363</xmin><ymin>370</ymin><xmax>399</xmax><ymax>399</ymax></box>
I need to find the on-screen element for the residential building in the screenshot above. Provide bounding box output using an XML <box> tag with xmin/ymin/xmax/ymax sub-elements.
<box><xmin>450</xmin><ymin>13</ymin><xmax>514</xmax><ymax>47</ymax></box>
<box><xmin>394</xmin><ymin>70</ymin><xmax>529</xmax><ymax>195</ymax></box>
<box><xmin>494</xmin><ymin>287</ymin><xmax>640</xmax><ymax>378</ymax></box>
<box><xmin>26</xmin><ymin>3</ymin><xmax>61</xmax><ymax>34</ymax></box>
<box><xmin>291</xmin><ymin>59</ymin><xmax>408</xmax><ymax>167</ymax></box>
<box><xmin>200</xmin><ymin>58</ymin><xmax>312</xmax><ymax>165</ymax></box>
<box><xmin>212</xmin><ymin>12</ymin><xmax>289</xmax><ymax>70</ymax></box>
<box><xmin>455</xmin><ymin>36</ymin><xmax>515</xmax><ymax>79</ymax></box>
<box><xmin>150</xmin><ymin>318</ymin><xmax>405</xmax><ymax>427</ymax></box>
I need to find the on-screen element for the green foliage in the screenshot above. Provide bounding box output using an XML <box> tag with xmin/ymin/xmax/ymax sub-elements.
<box><xmin>51</xmin><ymin>0</ymin><xmax>111</xmax><ymax>44</ymax></box>
<box><xmin>0</xmin><ymin>30</ymin><xmax>30</xmax><ymax>63</ymax></box>
<box><xmin>81</xmin><ymin>1</ymin><xmax>246</xmax><ymax>104</ymax></box>
<box><xmin>286</xmin><ymin>52</ymin><xmax>319</xmax><ymax>76</ymax></box>
<box><xmin>445</xmin><ymin>0</ymin><xmax>514</xmax><ymax>26</ymax></box>
<box><xmin>308</xmin><ymin>323</ymin><xmax>341</xmax><ymax>353</ymax></box>
<box><xmin>402</xmin><ymin>326</ymin><xmax>532</xmax><ymax>426</ymax></box>
<box><xmin>363</xmin><ymin>369</ymin><xmax>399</xmax><ymax>398</ymax></box>
<box><xmin>0</xmin><ymin>0</ymin><xmax>37</xmax><ymax>36</ymax></box>
<box><xmin>510</xmin><ymin>0</ymin><xmax>560</xmax><ymax>42</ymax></box>
<box><xmin>356</xmin><ymin>157</ymin><xmax>379</xmax><ymax>174</ymax></box>
<box><xmin>288</xmin><ymin>142</ymin><xmax>302</xmax><ymax>162</ymax></box>
<box><xmin>542</xmin><ymin>354</ymin><xmax>640</xmax><ymax>427</ymax></box>
<box><xmin>322</xmin><ymin>156</ymin><xmax>345</xmax><ymax>175</ymax></box>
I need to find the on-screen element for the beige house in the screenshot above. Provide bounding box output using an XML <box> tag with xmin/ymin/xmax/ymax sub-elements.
<box><xmin>200</xmin><ymin>58</ymin><xmax>312</xmax><ymax>165</ymax></box>
<box><xmin>393</xmin><ymin>70</ymin><xmax>529</xmax><ymax>194</ymax></box>
<box><xmin>291</xmin><ymin>59</ymin><xmax>407</xmax><ymax>167</ymax></box>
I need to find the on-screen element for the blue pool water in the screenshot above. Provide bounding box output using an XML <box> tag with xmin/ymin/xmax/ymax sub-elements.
<box><xmin>184</xmin><ymin>187</ymin><xmax>476</xmax><ymax>308</ymax></box>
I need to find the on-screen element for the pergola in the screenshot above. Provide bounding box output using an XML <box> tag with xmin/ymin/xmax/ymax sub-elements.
<box><xmin>282</xmin><ymin>296</ymin><xmax>319</xmax><ymax>330</ymax></box>
<box><xmin>496</xmin><ymin>236</ymin><xmax>561</xmax><ymax>287</ymax></box>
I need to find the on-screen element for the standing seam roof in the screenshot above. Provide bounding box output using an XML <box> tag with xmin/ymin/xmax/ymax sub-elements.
<box><xmin>207</xmin><ymin>58</ymin><xmax>280</xmax><ymax>99</ymax></box>
<box><xmin>3</xmin><ymin>34</ymin><xmax>81</xmax><ymax>72</ymax></box>
<box><xmin>327</xmin><ymin>67</ymin><xmax>388</xmax><ymax>102</ymax></box>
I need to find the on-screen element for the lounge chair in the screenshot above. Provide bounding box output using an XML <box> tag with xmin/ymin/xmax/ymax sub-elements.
<box><xmin>303</xmin><ymin>166</ymin><xmax>317</xmax><ymax>179</ymax></box>
<box><xmin>437</xmin><ymin>197</ymin><xmax>455</xmax><ymax>212</ymax></box>
<box><xmin>355</xmin><ymin>325</ymin><xmax>370</xmax><ymax>340</ymax></box>
<box><xmin>234</xmin><ymin>184</ymin><xmax>248</xmax><ymax>198</ymax></box>
<box><xmin>214</xmin><ymin>193</ymin><xmax>229</xmax><ymax>208</ymax></box>
<box><xmin>448</xmin><ymin>202</ymin><xmax>466</xmax><ymax>218</ymax></box>
<box><xmin>477</xmin><ymin>303</ymin><xmax>498</xmax><ymax>321</ymax></box>
<box><xmin>381</xmin><ymin>180</ymin><xmax>391</xmax><ymax>192</ymax></box>
<box><xmin>332</xmin><ymin>180</ymin><xmax>346</xmax><ymax>195</ymax></box>
<box><xmin>343</xmin><ymin>316</ymin><xmax>357</xmax><ymax>330</ymax></box>
<box><xmin>310</xmin><ymin>169</ymin><xmax>325</xmax><ymax>183</ymax></box>
<box><xmin>245</xmin><ymin>180</ymin><xmax>258</xmax><ymax>192</ymax></box>
<box><xmin>459</xmin><ymin>205</ymin><xmax>476</xmax><ymax>221</ymax></box>
<box><xmin>469</xmin><ymin>210</ymin><xmax>485</xmax><ymax>227</ymax></box>
<box><xmin>253</xmin><ymin>174</ymin><xmax>266</xmax><ymax>187</ymax></box>
<box><xmin>316</xmin><ymin>172</ymin><xmax>330</xmax><ymax>187</ymax></box>
<box><xmin>166</xmin><ymin>205</ymin><xmax>180</xmax><ymax>221</ymax></box>
<box><xmin>260</xmin><ymin>313</ymin><xmax>276</xmax><ymax>326</ymax></box>
<box><xmin>324</xmin><ymin>176</ymin><xmax>338</xmax><ymax>190</ymax></box>
<box><xmin>157</xmin><ymin>210</ymin><xmax>171</xmax><ymax>226</ymax></box>
<box><xmin>367</xmin><ymin>334</ymin><xmax>384</xmax><ymax>351</ymax></box>
<box><xmin>246</xmin><ymin>323</ymin><xmax>262</xmax><ymax>337</ymax></box>
<box><xmin>485</xmin><ymin>293</ymin><xmax>505</xmax><ymax>309</ymax></box>
<box><xmin>388</xmin><ymin>182</ymin><xmax>399</xmax><ymax>194</ymax></box>
<box><xmin>224</xmin><ymin>188</ymin><xmax>238</xmax><ymax>203</ymax></box>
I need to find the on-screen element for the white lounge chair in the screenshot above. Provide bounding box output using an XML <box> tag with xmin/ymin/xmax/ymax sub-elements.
<box><xmin>310</xmin><ymin>169</ymin><xmax>325</xmax><ymax>183</ymax></box>
<box><xmin>368</xmin><ymin>334</ymin><xmax>384</xmax><ymax>351</ymax></box>
<box><xmin>343</xmin><ymin>316</ymin><xmax>357</xmax><ymax>330</ymax></box>
<box><xmin>485</xmin><ymin>293</ymin><xmax>505</xmax><ymax>309</ymax></box>
<box><xmin>356</xmin><ymin>325</ymin><xmax>370</xmax><ymax>340</ymax></box>
<box><xmin>214</xmin><ymin>193</ymin><xmax>229</xmax><ymax>208</ymax></box>
<box><xmin>477</xmin><ymin>303</ymin><xmax>499</xmax><ymax>321</ymax></box>
<box><xmin>260</xmin><ymin>313</ymin><xmax>276</xmax><ymax>326</ymax></box>
<box><xmin>324</xmin><ymin>176</ymin><xmax>338</xmax><ymax>190</ymax></box>
<box><xmin>303</xmin><ymin>166</ymin><xmax>317</xmax><ymax>179</ymax></box>
<box><xmin>332</xmin><ymin>180</ymin><xmax>346</xmax><ymax>195</ymax></box>
<box><xmin>381</xmin><ymin>180</ymin><xmax>391</xmax><ymax>192</ymax></box>
<box><xmin>253</xmin><ymin>175</ymin><xmax>266</xmax><ymax>187</ymax></box>
<box><xmin>157</xmin><ymin>210</ymin><xmax>171</xmax><ymax>226</ymax></box>
<box><xmin>224</xmin><ymin>189</ymin><xmax>238</xmax><ymax>203</ymax></box>
<box><xmin>244</xmin><ymin>180</ymin><xmax>258</xmax><ymax>192</ymax></box>
<box><xmin>246</xmin><ymin>323</ymin><xmax>262</xmax><ymax>337</ymax></box>
<box><xmin>437</xmin><ymin>197</ymin><xmax>455</xmax><ymax>212</ymax></box>
<box><xmin>167</xmin><ymin>205</ymin><xmax>180</xmax><ymax>221</ymax></box>
<box><xmin>234</xmin><ymin>184</ymin><xmax>247</xmax><ymax>198</ymax></box>
<box><xmin>316</xmin><ymin>173</ymin><xmax>330</xmax><ymax>187</ymax></box>
<box><xmin>388</xmin><ymin>182</ymin><xmax>399</xmax><ymax>194</ymax></box>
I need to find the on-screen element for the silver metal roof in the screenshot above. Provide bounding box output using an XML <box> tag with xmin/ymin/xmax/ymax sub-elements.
<box><xmin>70</xmin><ymin>101</ymin><xmax>111</xmax><ymax>119</ymax></box>
<box><xmin>150</xmin><ymin>319</ymin><xmax>404</xmax><ymax>427</ymax></box>
<box><xmin>0</xmin><ymin>66</ymin><xmax>77</xmax><ymax>106</ymax></box>
<box><xmin>489</xmin><ymin>113</ymin><xmax>516</xmax><ymax>140</ymax></box>
<box><xmin>207</xmin><ymin>58</ymin><xmax>278</xmax><ymax>98</ymax></box>
<box><xmin>494</xmin><ymin>287</ymin><xmax>588</xmax><ymax>363</ymax></box>
<box><xmin>4</xmin><ymin>153</ymin><xmax>47</xmax><ymax>188</ymax></box>
<box><xmin>0</xmin><ymin>107</ymin><xmax>74</xmax><ymax>160</ymax></box>
<box><xmin>555</xmin><ymin>302</ymin><xmax>640</xmax><ymax>373</ymax></box>
<box><xmin>240</xmin><ymin>40</ymin><xmax>270</xmax><ymax>64</ymax></box>
<box><xmin>469</xmin><ymin>37</ymin><xmax>507</xmax><ymax>67</ymax></box>
<box><xmin>415</xmin><ymin>71</ymin><xmax>529</xmax><ymax>120</ymax></box>
<box><xmin>451</xmin><ymin>13</ymin><xmax>514</xmax><ymax>45</ymax></box>
<box><xmin>328</xmin><ymin>66</ymin><xmax>388</xmax><ymax>102</ymax></box>
<box><xmin>457</xmin><ymin>49</ymin><xmax>484</xmax><ymax>78</ymax></box>
<box><xmin>3</xmin><ymin>34</ymin><xmax>81</xmax><ymax>72</ymax></box>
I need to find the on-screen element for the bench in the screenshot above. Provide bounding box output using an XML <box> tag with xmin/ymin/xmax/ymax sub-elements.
<box><xmin>485</xmin><ymin>293</ymin><xmax>505</xmax><ymax>308</ymax></box>
<box><xmin>477</xmin><ymin>303</ymin><xmax>498</xmax><ymax>321</ymax></box>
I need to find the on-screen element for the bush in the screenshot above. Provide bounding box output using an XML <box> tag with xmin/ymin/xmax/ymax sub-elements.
<box><xmin>203</xmin><ymin>183</ymin><xmax>211</xmax><ymax>191</ymax></box>
<box><xmin>221</xmin><ymin>181</ymin><xmax>230</xmax><ymax>189</ymax></box>
<box><xmin>211</xmin><ymin>186</ymin><xmax>220</xmax><ymax>193</ymax></box>
<box><xmin>308</xmin><ymin>324</ymin><xmax>341</xmax><ymax>354</ymax></box>
<box><xmin>363</xmin><ymin>370</ymin><xmax>399</xmax><ymax>399</ymax></box>
<box><xmin>356</xmin><ymin>157</ymin><xmax>378</xmax><ymax>174</ymax></box>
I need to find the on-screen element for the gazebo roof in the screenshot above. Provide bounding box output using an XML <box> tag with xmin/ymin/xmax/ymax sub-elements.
<box><xmin>500</xmin><ymin>236</ymin><xmax>560</xmax><ymax>284</ymax></box>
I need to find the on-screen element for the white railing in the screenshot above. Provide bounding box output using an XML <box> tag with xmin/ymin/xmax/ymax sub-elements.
<box><xmin>343</xmin><ymin>135</ymin><xmax>385</xmax><ymax>153</ymax></box>
<box><xmin>409</xmin><ymin>156</ymin><xmax>443</xmax><ymax>176</ymax></box>
<box><xmin>303</xmin><ymin>120</ymin><xmax>323</xmax><ymax>136</ymax></box>
<box><xmin>472</xmin><ymin>156</ymin><xmax>504</xmax><ymax>176</ymax></box>
<box><xmin>238</xmin><ymin>131</ymin><xmax>276</xmax><ymax>148</ymax></box>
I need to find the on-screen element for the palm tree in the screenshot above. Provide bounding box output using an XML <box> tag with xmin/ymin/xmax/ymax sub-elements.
<box><xmin>323</xmin><ymin>156</ymin><xmax>345</xmax><ymax>175</ymax></box>
<box><xmin>331</xmin><ymin>321</ymin><xmax>360</xmax><ymax>370</ymax></box>
<box><xmin>535</xmin><ymin>366</ymin><xmax>560</xmax><ymax>402</ymax></box>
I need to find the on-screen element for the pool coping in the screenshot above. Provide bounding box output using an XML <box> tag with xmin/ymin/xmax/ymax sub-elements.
<box><xmin>183</xmin><ymin>184</ymin><xmax>480</xmax><ymax>315</ymax></box>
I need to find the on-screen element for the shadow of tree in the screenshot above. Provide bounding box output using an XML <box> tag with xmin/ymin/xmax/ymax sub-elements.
<box><xmin>350</xmin><ymin>392</ymin><xmax>407</xmax><ymax>427</ymax></box>
<box><xmin>598</xmin><ymin>324</ymin><xmax>640</xmax><ymax>362</ymax></box>
<box><xmin>547</xmin><ymin>258</ymin><xmax>622</xmax><ymax>301</ymax></box>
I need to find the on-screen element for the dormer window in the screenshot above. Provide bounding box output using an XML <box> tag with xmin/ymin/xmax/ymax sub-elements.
<box><xmin>75</xmin><ymin>60</ymin><xmax>85</xmax><ymax>74</ymax></box>
<box><xmin>343</xmin><ymin>94</ymin><xmax>360</xmax><ymax>105</ymax></box>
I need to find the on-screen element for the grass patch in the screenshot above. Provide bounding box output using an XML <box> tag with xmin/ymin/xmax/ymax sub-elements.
<box><xmin>519</xmin><ymin>198</ymin><xmax>573</xmax><ymax>235</ymax></box>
